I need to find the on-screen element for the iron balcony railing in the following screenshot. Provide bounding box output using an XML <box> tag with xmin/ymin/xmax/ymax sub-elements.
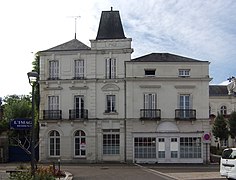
<box><xmin>69</xmin><ymin>109</ymin><xmax>88</xmax><ymax>120</ymax></box>
<box><xmin>43</xmin><ymin>110</ymin><xmax>62</xmax><ymax>120</ymax></box>
<box><xmin>175</xmin><ymin>109</ymin><xmax>196</xmax><ymax>120</ymax></box>
<box><xmin>140</xmin><ymin>109</ymin><xmax>161</xmax><ymax>120</ymax></box>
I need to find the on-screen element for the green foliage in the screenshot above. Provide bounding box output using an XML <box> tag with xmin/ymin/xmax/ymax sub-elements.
<box><xmin>229</xmin><ymin>111</ymin><xmax>236</xmax><ymax>138</ymax></box>
<box><xmin>212</xmin><ymin>113</ymin><xmax>229</xmax><ymax>141</ymax></box>
<box><xmin>0</xmin><ymin>119</ymin><xmax>8</xmax><ymax>134</ymax></box>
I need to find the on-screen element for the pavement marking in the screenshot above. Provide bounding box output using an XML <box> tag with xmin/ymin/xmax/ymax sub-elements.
<box><xmin>134</xmin><ymin>163</ymin><xmax>179</xmax><ymax>180</ymax></box>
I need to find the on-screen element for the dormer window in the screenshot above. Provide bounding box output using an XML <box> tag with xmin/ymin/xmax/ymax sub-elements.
<box><xmin>145</xmin><ymin>69</ymin><xmax>156</xmax><ymax>76</ymax></box>
<box><xmin>179</xmin><ymin>69</ymin><xmax>190</xmax><ymax>77</ymax></box>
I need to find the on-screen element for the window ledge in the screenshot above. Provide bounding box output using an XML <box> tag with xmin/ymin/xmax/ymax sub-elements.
<box><xmin>103</xmin><ymin>112</ymin><xmax>118</xmax><ymax>115</ymax></box>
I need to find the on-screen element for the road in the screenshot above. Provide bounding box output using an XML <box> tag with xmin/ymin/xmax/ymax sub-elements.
<box><xmin>62</xmin><ymin>164</ymin><xmax>175</xmax><ymax>180</ymax></box>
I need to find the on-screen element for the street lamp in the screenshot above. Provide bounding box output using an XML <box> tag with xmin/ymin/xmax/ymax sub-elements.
<box><xmin>27</xmin><ymin>71</ymin><xmax>39</xmax><ymax>176</ymax></box>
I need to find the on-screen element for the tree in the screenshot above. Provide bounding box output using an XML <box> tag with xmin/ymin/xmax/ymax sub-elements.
<box><xmin>229</xmin><ymin>111</ymin><xmax>236</xmax><ymax>139</ymax></box>
<box><xmin>212</xmin><ymin>113</ymin><xmax>229</xmax><ymax>145</ymax></box>
<box><xmin>3</xmin><ymin>95</ymin><xmax>38</xmax><ymax>154</ymax></box>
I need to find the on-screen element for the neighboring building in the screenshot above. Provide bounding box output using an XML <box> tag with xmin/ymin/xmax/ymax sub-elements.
<box><xmin>38</xmin><ymin>9</ymin><xmax>211</xmax><ymax>164</ymax></box>
<box><xmin>209</xmin><ymin>85</ymin><xmax>236</xmax><ymax>147</ymax></box>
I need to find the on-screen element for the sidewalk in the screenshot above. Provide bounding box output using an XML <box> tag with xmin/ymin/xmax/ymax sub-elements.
<box><xmin>143</xmin><ymin>163</ymin><xmax>224</xmax><ymax>180</ymax></box>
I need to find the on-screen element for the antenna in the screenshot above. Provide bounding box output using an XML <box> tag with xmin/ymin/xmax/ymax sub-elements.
<box><xmin>67</xmin><ymin>16</ymin><xmax>81</xmax><ymax>39</ymax></box>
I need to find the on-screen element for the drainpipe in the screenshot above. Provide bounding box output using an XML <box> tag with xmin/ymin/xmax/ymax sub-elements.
<box><xmin>124</xmin><ymin>61</ymin><xmax>127</xmax><ymax>162</ymax></box>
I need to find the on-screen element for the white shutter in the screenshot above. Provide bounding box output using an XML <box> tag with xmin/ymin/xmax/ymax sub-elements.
<box><xmin>151</xmin><ymin>94</ymin><xmax>156</xmax><ymax>109</ymax></box>
<box><xmin>106</xmin><ymin>58</ymin><xmax>110</xmax><ymax>78</ymax></box>
<box><xmin>144</xmin><ymin>94</ymin><xmax>149</xmax><ymax>109</ymax></box>
<box><xmin>111</xmin><ymin>59</ymin><xmax>116</xmax><ymax>78</ymax></box>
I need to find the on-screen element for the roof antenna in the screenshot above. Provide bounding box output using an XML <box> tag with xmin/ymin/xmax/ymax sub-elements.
<box><xmin>68</xmin><ymin>16</ymin><xmax>81</xmax><ymax>39</ymax></box>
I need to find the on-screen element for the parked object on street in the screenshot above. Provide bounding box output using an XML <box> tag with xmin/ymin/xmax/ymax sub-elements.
<box><xmin>220</xmin><ymin>148</ymin><xmax>236</xmax><ymax>179</ymax></box>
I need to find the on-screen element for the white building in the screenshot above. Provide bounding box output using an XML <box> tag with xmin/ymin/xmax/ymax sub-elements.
<box><xmin>38</xmin><ymin>9</ymin><xmax>212</xmax><ymax>164</ymax></box>
<box><xmin>209</xmin><ymin>85</ymin><xmax>236</xmax><ymax>147</ymax></box>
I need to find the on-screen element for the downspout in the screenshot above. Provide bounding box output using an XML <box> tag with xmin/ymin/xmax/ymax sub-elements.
<box><xmin>124</xmin><ymin>61</ymin><xmax>127</xmax><ymax>162</ymax></box>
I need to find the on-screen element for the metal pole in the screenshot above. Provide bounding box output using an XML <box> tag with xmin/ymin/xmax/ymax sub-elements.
<box><xmin>31</xmin><ymin>84</ymin><xmax>35</xmax><ymax>176</ymax></box>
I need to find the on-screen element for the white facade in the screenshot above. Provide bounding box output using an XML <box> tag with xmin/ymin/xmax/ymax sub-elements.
<box><xmin>38</xmin><ymin>10</ymin><xmax>212</xmax><ymax>164</ymax></box>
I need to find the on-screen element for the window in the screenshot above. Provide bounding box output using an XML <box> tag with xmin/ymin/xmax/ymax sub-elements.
<box><xmin>143</xmin><ymin>93</ymin><xmax>157</xmax><ymax>118</ymax></box>
<box><xmin>103</xmin><ymin>129</ymin><xmax>120</xmax><ymax>155</ymax></box>
<box><xmin>220</xmin><ymin>139</ymin><xmax>228</xmax><ymax>147</ymax></box>
<box><xmin>74</xmin><ymin>60</ymin><xmax>84</xmax><ymax>79</ymax></box>
<box><xmin>49</xmin><ymin>60</ymin><xmax>59</xmax><ymax>79</ymax></box>
<box><xmin>171</xmin><ymin>138</ymin><xmax>178</xmax><ymax>158</ymax></box>
<box><xmin>180</xmin><ymin>137</ymin><xmax>201</xmax><ymax>158</ymax></box>
<box><xmin>47</xmin><ymin>96</ymin><xmax>60</xmax><ymax>119</ymax></box>
<box><xmin>106</xmin><ymin>95</ymin><xmax>116</xmax><ymax>113</ymax></box>
<box><xmin>220</xmin><ymin>106</ymin><xmax>227</xmax><ymax>115</ymax></box>
<box><xmin>49</xmin><ymin>130</ymin><xmax>60</xmax><ymax>156</ymax></box>
<box><xmin>145</xmin><ymin>69</ymin><xmax>156</xmax><ymax>76</ymax></box>
<box><xmin>179</xmin><ymin>94</ymin><xmax>191</xmax><ymax>118</ymax></box>
<box><xmin>158</xmin><ymin>138</ymin><xmax>165</xmax><ymax>158</ymax></box>
<box><xmin>179</xmin><ymin>69</ymin><xmax>190</xmax><ymax>77</ymax></box>
<box><xmin>106</xmin><ymin>58</ymin><xmax>116</xmax><ymax>79</ymax></box>
<box><xmin>134</xmin><ymin>137</ymin><xmax>156</xmax><ymax>158</ymax></box>
<box><xmin>48</xmin><ymin>96</ymin><xmax>59</xmax><ymax>110</ymax></box>
<box><xmin>74</xmin><ymin>130</ymin><xmax>86</xmax><ymax>157</ymax></box>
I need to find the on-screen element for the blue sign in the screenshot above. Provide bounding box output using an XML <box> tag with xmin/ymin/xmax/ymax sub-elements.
<box><xmin>10</xmin><ymin>118</ymin><xmax>32</xmax><ymax>130</ymax></box>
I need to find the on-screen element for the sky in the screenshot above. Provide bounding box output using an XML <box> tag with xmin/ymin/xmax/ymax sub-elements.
<box><xmin>0</xmin><ymin>0</ymin><xmax>235</xmax><ymax>98</ymax></box>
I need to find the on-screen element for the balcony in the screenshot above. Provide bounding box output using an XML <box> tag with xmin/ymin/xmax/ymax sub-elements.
<box><xmin>140</xmin><ymin>109</ymin><xmax>161</xmax><ymax>120</ymax></box>
<box><xmin>175</xmin><ymin>109</ymin><xmax>196</xmax><ymax>120</ymax></box>
<box><xmin>43</xmin><ymin>110</ymin><xmax>62</xmax><ymax>120</ymax></box>
<box><xmin>69</xmin><ymin>109</ymin><xmax>88</xmax><ymax>120</ymax></box>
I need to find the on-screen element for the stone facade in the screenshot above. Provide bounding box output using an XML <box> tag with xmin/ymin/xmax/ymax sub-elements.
<box><xmin>38</xmin><ymin>9</ymin><xmax>212</xmax><ymax>164</ymax></box>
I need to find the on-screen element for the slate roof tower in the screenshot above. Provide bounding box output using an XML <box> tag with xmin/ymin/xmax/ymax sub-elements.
<box><xmin>96</xmin><ymin>7</ymin><xmax>126</xmax><ymax>40</ymax></box>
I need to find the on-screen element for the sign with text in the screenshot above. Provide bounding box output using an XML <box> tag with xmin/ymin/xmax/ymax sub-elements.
<box><xmin>10</xmin><ymin>118</ymin><xmax>32</xmax><ymax>130</ymax></box>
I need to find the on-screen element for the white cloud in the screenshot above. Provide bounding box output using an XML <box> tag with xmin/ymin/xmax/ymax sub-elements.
<box><xmin>0</xmin><ymin>0</ymin><xmax>235</xmax><ymax>97</ymax></box>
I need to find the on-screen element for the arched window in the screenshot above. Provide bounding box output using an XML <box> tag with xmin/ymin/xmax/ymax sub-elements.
<box><xmin>49</xmin><ymin>130</ymin><xmax>60</xmax><ymax>156</ymax></box>
<box><xmin>220</xmin><ymin>106</ymin><xmax>227</xmax><ymax>115</ymax></box>
<box><xmin>74</xmin><ymin>130</ymin><xmax>86</xmax><ymax>157</ymax></box>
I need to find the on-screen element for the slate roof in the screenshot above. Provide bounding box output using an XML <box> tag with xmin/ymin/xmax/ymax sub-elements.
<box><xmin>41</xmin><ymin>39</ymin><xmax>90</xmax><ymax>52</ymax></box>
<box><xmin>96</xmin><ymin>10</ymin><xmax>126</xmax><ymax>40</ymax></box>
<box><xmin>209</xmin><ymin>85</ymin><xmax>228</xmax><ymax>96</ymax></box>
<box><xmin>131</xmin><ymin>53</ymin><xmax>208</xmax><ymax>62</ymax></box>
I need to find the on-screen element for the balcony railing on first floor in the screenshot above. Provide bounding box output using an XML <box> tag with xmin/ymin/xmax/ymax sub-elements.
<box><xmin>69</xmin><ymin>109</ymin><xmax>88</xmax><ymax>120</ymax></box>
<box><xmin>175</xmin><ymin>109</ymin><xmax>196</xmax><ymax>120</ymax></box>
<box><xmin>140</xmin><ymin>109</ymin><xmax>161</xmax><ymax>120</ymax></box>
<box><xmin>43</xmin><ymin>110</ymin><xmax>62</xmax><ymax>120</ymax></box>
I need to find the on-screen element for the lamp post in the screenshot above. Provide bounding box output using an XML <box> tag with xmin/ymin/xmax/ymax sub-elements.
<box><xmin>27</xmin><ymin>71</ymin><xmax>39</xmax><ymax>176</ymax></box>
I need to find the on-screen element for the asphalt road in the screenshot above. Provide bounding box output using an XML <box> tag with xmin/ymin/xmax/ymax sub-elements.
<box><xmin>63</xmin><ymin>164</ymin><xmax>175</xmax><ymax>180</ymax></box>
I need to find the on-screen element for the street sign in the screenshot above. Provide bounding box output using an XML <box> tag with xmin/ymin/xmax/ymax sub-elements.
<box><xmin>203</xmin><ymin>132</ymin><xmax>211</xmax><ymax>143</ymax></box>
<box><xmin>10</xmin><ymin>118</ymin><xmax>32</xmax><ymax>130</ymax></box>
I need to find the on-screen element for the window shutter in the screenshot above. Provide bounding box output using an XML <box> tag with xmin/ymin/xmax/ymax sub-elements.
<box><xmin>106</xmin><ymin>58</ymin><xmax>110</xmax><ymax>78</ymax></box>
<box><xmin>111</xmin><ymin>59</ymin><xmax>116</xmax><ymax>78</ymax></box>
<box><xmin>144</xmin><ymin>94</ymin><xmax>149</xmax><ymax>109</ymax></box>
<box><xmin>151</xmin><ymin>94</ymin><xmax>156</xmax><ymax>109</ymax></box>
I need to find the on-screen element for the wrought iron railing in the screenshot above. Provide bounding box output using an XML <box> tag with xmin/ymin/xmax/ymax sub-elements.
<box><xmin>175</xmin><ymin>109</ymin><xmax>196</xmax><ymax>120</ymax></box>
<box><xmin>43</xmin><ymin>110</ymin><xmax>62</xmax><ymax>120</ymax></box>
<box><xmin>69</xmin><ymin>109</ymin><xmax>88</xmax><ymax>120</ymax></box>
<box><xmin>140</xmin><ymin>109</ymin><xmax>161</xmax><ymax>120</ymax></box>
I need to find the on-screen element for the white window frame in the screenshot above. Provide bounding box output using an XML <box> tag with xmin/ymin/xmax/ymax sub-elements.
<box><xmin>103</xmin><ymin>129</ymin><xmax>120</xmax><ymax>155</ymax></box>
<box><xmin>48</xmin><ymin>96</ymin><xmax>59</xmax><ymax>110</ymax></box>
<box><xmin>74</xmin><ymin>59</ymin><xmax>84</xmax><ymax>79</ymax></box>
<box><xmin>106</xmin><ymin>58</ymin><xmax>116</xmax><ymax>79</ymax></box>
<box><xmin>220</xmin><ymin>105</ymin><xmax>227</xmax><ymax>115</ymax></box>
<box><xmin>74</xmin><ymin>130</ymin><xmax>86</xmax><ymax>157</ymax></box>
<box><xmin>49</xmin><ymin>60</ymin><xmax>59</xmax><ymax>79</ymax></box>
<box><xmin>134</xmin><ymin>137</ymin><xmax>156</xmax><ymax>158</ymax></box>
<box><xmin>49</xmin><ymin>130</ymin><xmax>60</xmax><ymax>157</ymax></box>
<box><xmin>106</xmin><ymin>95</ymin><xmax>116</xmax><ymax>113</ymax></box>
<box><xmin>179</xmin><ymin>69</ymin><xmax>190</xmax><ymax>77</ymax></box>
<box><xmin>145</xmin><ymin>69</ymin><xmax>156</xmax><ymax>76</ymax></box>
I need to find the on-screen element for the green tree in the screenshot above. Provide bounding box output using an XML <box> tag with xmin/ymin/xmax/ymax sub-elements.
<box><xmin>229</xmin><ymin>111</ymin><xmax>236</xmax><ymax>139</ymax></box>
<box><xmin>212</xmin><ymin>113</ymin><xmax>229</xmax><ymax>142</ymax></box>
